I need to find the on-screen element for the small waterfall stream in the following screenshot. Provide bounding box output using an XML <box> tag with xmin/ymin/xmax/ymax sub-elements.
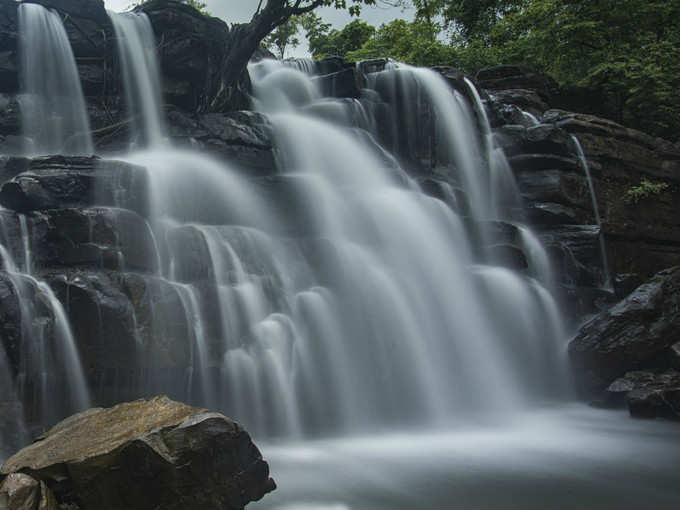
<box><xmin>109</xmin><ymin>11</ymin><xmax>166</xmax><ymax>146</ymax></box>
<box><xmin>17</xmin><ymin>3</ymin><xmax>93</xmax><ymax>155</ymax></box>
<box><xmin>571</xmin><ymin>135</ymin><xmax>613</xmax><ymax>290</ymax></box>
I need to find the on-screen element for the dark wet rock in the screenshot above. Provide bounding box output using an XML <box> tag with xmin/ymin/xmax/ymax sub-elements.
<box><xmin>538</xmin><ymin>225</ymin><xmax>611</xmax><ymax>313</ymax></box>
<box><xmin>497</xmin><ymin>124</ymin><xmax>577</xmax><ymax>160</ymax></box>
<box><xmin>27</xmin><ymin>0</ymin><xmax>108</xmax><ymax>25</ymax></box>
<box><xmin>489</xmin><ymin>88</ymin><xmax>548</xmax><ymax>117</ymax></box>
<box><xmin>313</xmin><ymin>67</ymin><xmax>362</xmax><ymax>99</ymax></box>
<box><xmin>515</xmin><ymin>169</ymin><xmax>589</xmax><ymax>214</ymax></box>
<box><xmin>166</xmin><ymin>109</ymin><xmax>276</xmax><ymax>175</ymax></box>
<box><xmin>508</xmin><ymin>153</ymin><xmax>581</xmax><ymax>174</ymax></box>
<box><xmin>357</xmin><ymin>58</ymin><xmax>391</xmax><ymax>75</ymax></box>
<box><xmin>35</xmin><ymin>208</ymin><xmax>158</xmax><ymax>273</ymax></box>
<box><xmin>491</xmin><ymin>103</ymin><xmax>680</xmax><ymax>281</ymax></box>
<box><xmin>0</xmin><ymin>156</ymin><xmax>149</xmax><ymax>217</ymax></box>
<box><xmin>0</xmin><ymin>155</ymin><xmax>30</xmax><ymax>181</ymax></box>
<box><xmin>0</xmin><ymin>272</ymin><xmax>23</xmax><ymax>371</ymax></box>
<box><xmin>569</xmin><ymin>267</ymin><xmax>680</xmax><ymax>395</ymax></box>
<box><xmin>315</xmin><ymin>55</ymin><xmax>352</xmax><ymax>75</ymax></box>
<box><xmin>140</xmin><ymin>0</ymin><xmax>250</xmax><ymax>113</ymax></box>
<box><xmin>0</xmin><ymin>472</ymin><xmax>57</xmax><ymax>510</ymax></box>
<box><xmin>544</xmin><ymin>112</ymin><xmax>680</xmax><ymax>278</ymax></box>
<box><xmin>44</xmin><ymin>271</ymin><xmax>222</xmax><ymax>405</ymax></box>
<box><xmin>432</xmin><ymin>66</ymin><xmax>467</xmax><ymax>92</ymax></box>
<box><xmin>0</xmin><ymin>0</ymin><xmax>18</xmax><ymax>94</ymax></box>
<box><xmin>0</xmin><ymin>396</ymin><xmax>275</xmax><ymax>510</ymax></box>
<box><xmin>606</xmin><ymin>370</ymin><xmax>680</xmax><ymax>419</ymax></box>
<box><xmin>476</xmin><ymin>65</ymin><xmax>559</xmax><ymax>103</ymax></box>
<box><xmin>525</xmin><ymin>202</ymin><xmax>579</xmax><ymax>225</ymax></box>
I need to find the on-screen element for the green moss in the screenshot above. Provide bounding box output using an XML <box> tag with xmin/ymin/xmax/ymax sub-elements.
<box><xmin>623</xmin><ymin>179</ymin><xmax>669</xmax><ymax>205</ymax></box>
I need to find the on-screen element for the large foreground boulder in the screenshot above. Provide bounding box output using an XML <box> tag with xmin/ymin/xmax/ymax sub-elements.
<box><xmin>0</xmin><ymin>396</ymin><xmax>275</xmax><ymax>510</ymax></box>
<box><xmin>568</xmin><ymin>267</ymin><xmax>680</xmax><ymax>396</ymax></box>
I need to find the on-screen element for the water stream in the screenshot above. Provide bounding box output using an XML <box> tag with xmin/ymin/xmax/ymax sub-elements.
<box><xmin>17</xmin><ymin>3</ymin><xmax>93</xmax><ymax>155</ymax></box>
<box><xmin>571</xmin><ymin>135</ymin><xmax>613</xmax><ymax>291</ymax></box>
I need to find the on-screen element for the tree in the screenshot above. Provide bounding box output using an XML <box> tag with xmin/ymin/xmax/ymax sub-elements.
<box><xmin>264</xmin><ymin>16</ymin><xmax>301</xmax><ymax>58</ymax></box>
<box><xmin>299</xmin><ymin>12</ymin><xmax>332</xmax><ymax>55</ymax></box>
<box><xmin>213</xmin><ymin>1</ymin><xmax>376</xmax><ymax>110</ymax></box>
<box><xmin>347</xmin><ymin>19</ymin><xmax>454</xmax><ymax>66</ymax></box>
<box><xmin>303</xmin><ymin>18</ymin><xmax>376</xmax><ymax>57</ymax></box>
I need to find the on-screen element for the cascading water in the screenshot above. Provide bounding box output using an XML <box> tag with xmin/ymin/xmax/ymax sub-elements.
<box><xmin>0</xmin><ymin>209</ymin><xmax>91</xmax><ymax>440</ymax></box>
<box><xmin>17</xmin><ymin>3</ymin><xmax>93</xmax><ymax>155</ymax></box>
<box><xmin>571</xmin><ymin>135</ymin><xmax>613</xmax><ymax>291</ymax></box>
<box><xmin>0</xmin><ymin>3</ymin><xmax>94</xmax><ymax>443</ymax></box>
<box><xmin>104</xmin><ymin>37</ymin><xmax>569</xmax><ymax>438</ymax></box>
<box><xmin>109</xmin><ymin>11</ymin><xmax>166</xmax><ymax>146</ymax></box>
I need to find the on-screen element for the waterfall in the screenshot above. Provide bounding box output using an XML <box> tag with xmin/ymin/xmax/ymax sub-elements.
<box><xmin>17</xmin><ymin>3</ymin><xmax>93</xmax><ymax>155</ymax></box>
<box><xmin>4</xmin><ymin>19</ymin><xmax>567</xmax><ymax>441</ymax></box>
<box><xmin>107</xmin><ymin>56</ymin><xmax>568</xmax><ymax>437</ymax></box>
<box><xmin>0</xmin><ymin>210</ymin><xmax>91</xmax><ymax>438</ymax></box>
<box><xmin>109</xmin><ymin>11</ymin><xmax>166</xmax><ymax>147</ymax></box>
<box><xmin>92</xmin><ymin>14</ymin><xmax>572</xmax><ymax>434</ymax></box>
<box><xmin>571</xmin><ymin>135</ymin><xmax>612</xmax><ymax>291</ymax></box>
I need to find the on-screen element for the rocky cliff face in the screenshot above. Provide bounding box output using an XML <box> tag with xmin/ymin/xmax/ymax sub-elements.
<box><xmin>0</xmin><ymin>0</ymin><xmax>254</xmax><ymax>155</ymax></box>
<box><xmin>479</xmin><ymin>66</ymin><xmax>680</xmax><ymax>316</ymax></box>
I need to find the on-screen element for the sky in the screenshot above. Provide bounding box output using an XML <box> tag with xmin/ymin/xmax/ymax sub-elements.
<box><xmin>104</xmin><ymin>0</ymin><xmax>412</xmax><ymax>56</ymax></box>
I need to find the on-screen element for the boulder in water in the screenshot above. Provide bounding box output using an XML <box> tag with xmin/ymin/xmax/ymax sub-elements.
<box><xmin>569</xmin><ymin>267</ymin><xmax>680</xmax><ymax>395</ymax></box>
<box><xmin>0</xmin><ymin>396</ymin><xmax>275</xmax><ymax>510</ymax></box>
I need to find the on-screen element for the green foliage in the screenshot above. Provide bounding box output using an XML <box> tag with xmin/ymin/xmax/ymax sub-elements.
<box><xmin>299</xmin><ymin>13</ymin><xmax>332</xmax><ymax>56</ymax></box>
<box><xmin>346</xmin><ymin>19</ymin><xmax>454</xmax><ymax>66</ymax></box>
<box><xmin>304</xmin><ymin>18</ymin><xmax>376</xmax><ymax>57</ymax></box>
<box><xmin>623</xmin><ymin>180</ymin><xmax>670</xmax><ymax>205</ymax></box>
<box><xmin>264</xmin><ymin>16</ymin><xmax>301</xmax><ymax>58</ymax></box>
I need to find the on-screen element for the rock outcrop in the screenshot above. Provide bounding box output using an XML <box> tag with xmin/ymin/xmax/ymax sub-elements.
<box><xmin>606</xmin><ymin>370</ymin><xmax>680</xmax><ymax>419</ymax></box>
<box><xmin>482</xmin><ymin>65</ymin><xmax>680</xmax><ymax>319</ymax></box>
<box><xmin>569</xmin><ymin>267</ymin><xmax>680</xmax><ymax>398</ymax></box>
<box><xmin>1</xmin><ymin>396</ymin><xmax>275</xmax><ymax>510</ymax></box>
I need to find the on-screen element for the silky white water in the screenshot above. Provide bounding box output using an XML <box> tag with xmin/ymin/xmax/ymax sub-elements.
<box><xmin>109</xmin><ymin>11</ymin><xmax>166</xmax><ymax>147</ymax></box>
<box><xmin>107</xmin><ymin>53</ymin><xmax>569</xmax><ymax>437</ymax></box>
<box><xmin>251</xmin><ymin>405</ymin><xmax>680</xmax><ymax>510</ymax></box>
<box><xmin>17</xmin><ymin>3</ymin><xmax>93</xmax><ymax>155</ymax></box>
<box><xmin>0</xmin><ymin>209</ymin><xmax>91</xmax><ymax>442</ymax></box>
